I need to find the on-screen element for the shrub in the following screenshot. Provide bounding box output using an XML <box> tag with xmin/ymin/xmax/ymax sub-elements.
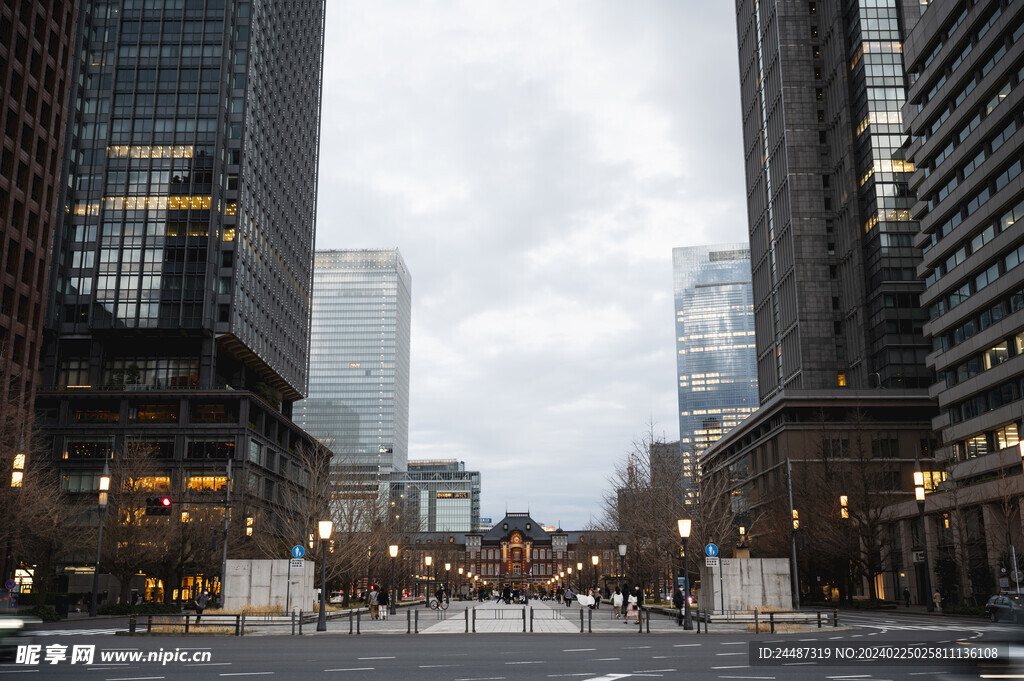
<box><xmin>27</xmin><ymin>605</ymin><xmax>61</xmax><ymax>622</ymax></box>
<box><xmin>98</xmin><ymin>602</ymin><xmax>181</xmax><ymax>616</ymax></box>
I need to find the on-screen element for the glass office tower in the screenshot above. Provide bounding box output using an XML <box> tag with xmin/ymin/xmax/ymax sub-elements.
<box><xmin>296</xmin><ymin>249</ymin><xmax>411</xmax><ymax>473</ymax></box>
<box><xmin>36</xmin><ymin>0</ymin><xmax>326</xmax><ymax>561</ymax></box>
<box><xmin>673</xmin><ymin>245</ymin><xmax>757</xmax><ymax>499</ymax></box>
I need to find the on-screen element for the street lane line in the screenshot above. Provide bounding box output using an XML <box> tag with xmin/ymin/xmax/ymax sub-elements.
<box><xmin>595</xmin><ymin>658</ymin><xmax>620</xmax><ymax>661</ymax></box>
<box><xmin>625</xmin><ymin>646</ymin><xmax>651</xmax><ymax>649</ymax></box>
<box><xmin>505</xmin><ymin>661</ymin><xmax>545</xmax><ymax>665</ymax></box>
<box><xmin>715</xmin><ymin>653</ymin><xmax>745</xmax><ymax>656</ymax></box>
<box><xmin>711</xmin><ymin>666</ymin><xmax>749</xmax><ymax>670</ymax></box>
<box><xmin>718</xmin><ymin>677</ymin><xmax>775</xmax><ymax>680</ymax></box>
<box><xmin>358</xmin><ymin>657</ymin><xmax>395</xmax><ymax>660</ymax></box>
<box><xmin>324</xmin><ymin>669</ymin><xmax>375</xmax><ymax>673</ymax></box>
<box><xmin>0</xmin><ymin>672</ymin><xmax>39</xmax><ymax>675</ymax></box>
<box><xmin>455</xmin><ymin>677</ymin><xmax>506</xmax><ymax>681</ymax></box>
<box><xmin>563</xmin><ymin>649</ymin><xmax>596</xmax><ymax>652</ymax></box>
<box><xmin>219</xmin><ymin>674</ymin><xmax>274</xmax><ymax>677</ymax></box>
<box><xmin>673</xmin><ymin>644</ymin><xmax>701</xmax><ymax>647</ymax></box>
<box><xmin>186</xmin><ymin>663</ymin><xmax>233</xmax><ymax>667</ymax></box>
<box><xmin>419</xmin><ymin>665</ymin><xmax>456</xmax><ymax>668</ymax></box>
<box><xmin>106</xmin><ymin>677</ymin><xmax>165</xmax><ymax>681</ymax></box>
<box><xmin>721</xmin><ymin>642</ymin><xmax>746</xmax><ymax>645</ymax></box>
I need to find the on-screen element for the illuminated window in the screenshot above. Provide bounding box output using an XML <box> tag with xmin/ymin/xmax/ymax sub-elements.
<box><xmin>837</xmin><ymin>372</ymin><xmax>847</xmax><ymax>387</ymax></box>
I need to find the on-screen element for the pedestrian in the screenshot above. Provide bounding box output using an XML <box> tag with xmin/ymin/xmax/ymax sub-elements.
<box><xmin>903</xmin><ymin>587</ymin><xmax>911</xmax><ymax>608</ymax></box>
<box><xmin>673</xmin><ymin>585</ymin><xmax>685</xmax><ymax>626</ymax></box>
<box><xmin>194</xmin><ymin>590</ymin><xmax>209</xmax><ymax>623</ymax></box>
<box><xmin>625</xmin><ymin>587</ymin><xmax>639</xmax><ymax>624</ymax></box>
<box><xmin>593</xmin><ymin>587</ymin><xmax>601</xmax><ymax>609</ymax></box>
<box><xmin>368</xmin><ymin>585</ymin><xmax>380</xmax><ymax>620</ymax></box>
<box><xmin>933</xmin><ymin>589</ymin><xmax>941</xmax><ymax>612</ymax></box>
<box><xmin>502</xmin><ymin>584</ymin><xmax>512</xmax><ymax>605</ymax></box>
<box><xmin>612</xmin><ymin>587</ymin><xmax>623</xmax><ymax>619</ymax></box>
<box><xmin>378</xmin><ymin>587</ymin><xmax>389</xmax><ymax>620</ymax></box>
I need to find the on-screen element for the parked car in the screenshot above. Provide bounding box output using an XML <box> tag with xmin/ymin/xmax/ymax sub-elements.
<box><xmin>329</xmin><ymin>591</ymin><xmax>344</xmax><ymax>604</ymax></box>
<box><xmin>985</xmin><ymin>594</ymin><xmax>1024</xmax><ymax>623</ymax></box>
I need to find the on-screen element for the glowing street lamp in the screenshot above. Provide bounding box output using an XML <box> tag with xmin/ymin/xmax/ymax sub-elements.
<box><xmin>914</xmin><ymin>460</ymin><xmax>934</xmax><ymax>612</ymax></box>
<box><xmin>388</xmin><ymin>544</ymin><xmax>399</xmax><ymax>615</ymax></box>
<box><xmin>89</xmin><ymin>464</ymin><xmax>111</xmax><ymax>617</ymax></box>
<box><xmin>316</xmin><ymin>520</ymin><xmax>333</xmax><ymax>631</ymax></box>
<box><xmin>678</xmin><ymin>518</ymin><xmax>692</xmax><ymax>630</ymax></box>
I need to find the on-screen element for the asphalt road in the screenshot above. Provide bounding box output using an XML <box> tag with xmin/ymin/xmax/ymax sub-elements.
<box><xmin>5</xmin><ymin>608</ymin><xmax>1021</xmax><ymax>680</ymax></box>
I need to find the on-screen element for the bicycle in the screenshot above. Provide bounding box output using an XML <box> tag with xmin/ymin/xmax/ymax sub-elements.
<box><xmin>429</xmin><ymin>597</ymin><xmax>450</xmax><ymax>610</ymax></box>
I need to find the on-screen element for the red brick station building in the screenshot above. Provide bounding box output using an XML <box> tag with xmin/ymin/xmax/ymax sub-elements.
<box><xmin>410</xmin><ymin>513</ymin><xmax>618</xmax><ymax>595</ymax></box>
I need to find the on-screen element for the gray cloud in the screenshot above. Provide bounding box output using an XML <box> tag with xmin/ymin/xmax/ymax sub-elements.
<box><xmin>315</xmin><ymin>0</ymin><xmax>746</xmax><ymax>528</ymax></box>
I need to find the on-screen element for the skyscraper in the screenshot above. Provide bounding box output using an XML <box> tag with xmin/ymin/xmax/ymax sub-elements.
<box><xmin>296</xmin><ymin>249</ymin><xmax>411</xmax><ymax>473</ymax></box>
<box><xmin>737</xmin><ymin>0</ymin><xmax>929</xmax><ymax>399</ymax></box>
<box><xmin>887</xmin><ymin>0</ymin><xmax>1024</xmax><ymax>605</ymax></box>
<box><xmin>701</xmin><ymin>1</ymin><xmax>939</xmax><ymax>594</ymax></box>
<box><xmin>673</xmin><ymin>245</ymin><xmax>757</xmax><ymax>498</ymax></box>
<box><xmin>0</xmin><ymin>0</ymin><xmax>77</xmax><ymax>433</ymax></box>
<box><xmin>36</xmin><ymin>0</ymin><xmax>326</xmax><ymax>544</ymax></box>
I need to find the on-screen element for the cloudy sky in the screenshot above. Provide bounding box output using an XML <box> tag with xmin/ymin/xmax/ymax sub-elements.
<box><xmin>314</xmin><ymin>1</ymin><xmax>748</xmax><ymax>530</ymax></box>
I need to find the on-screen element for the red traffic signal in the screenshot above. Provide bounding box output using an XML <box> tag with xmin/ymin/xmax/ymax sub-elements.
<box><xmin>146</xmin><ymin>496</ymin><xmax>173</xmax><ymax>516</ymax></box>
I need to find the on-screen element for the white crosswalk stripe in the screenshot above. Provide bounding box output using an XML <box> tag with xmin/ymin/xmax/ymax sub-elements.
<box><xmin>33</xmin><ymin>628</ymin><xmax>126</xmax><ymax>636</ymax></box>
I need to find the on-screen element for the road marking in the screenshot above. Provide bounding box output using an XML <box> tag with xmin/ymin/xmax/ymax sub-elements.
<box><xmin>324</xmin><ymin>669</ymin><xmax>375</xmax><ymax>673</ymax></box>
<box><xmin>718</xmin><ymin>677</ymin><xmax>776</xmax><ymax>680</ymax></box>
<box><xmin>0</xmin><ymin>672</ymin><xmax>39</xmax><ymax>675</ymax></box>
<box><xmin>505</xmin><ymin>661</ymin><xmax>545</xmax><ymax>665</ymax></box>
<box><xmin>186</xmin><ymin>663</ymin><xmax>233</xmax><ymax>667</ymax></box>
<box><xmin>107</xmin><ymin>677</ymin><xmax>165</xmax><ymax>681</ymax></box>
<box><xmin>358</xmin><ymin>657</ymin><xmax>395</xmax><ymax>660</ymax></box>
<box><xmin>673</xmin><ymin>644</ymin><xmax>702</xmax><ymax>647</ymax></box>
<box><xmin>711</xmin><ymin>666</ymin><xmax>750</xmax><ymax>670</ymax></box>
<box><xmin>455</xmin><ymin>678</ymin><xmax>506</xmax><ymax>681</ymax></box>
<box><xmin>420</xmin><ymin>665</ymin><xmax>456</xmax><ymax>668</ymax></box>
<box><xmin>219</xmin><ymin>675</ymin><xmax>274</xmax><ymax>678</ymax></box>
<box><xmin>563</xmin><ymin>649</ymin><xmax>597</xmax><ymax>652</ymax></box>
<box><xmin>798</xmin><ymin>639</ymin><xmax>818</xmax><ymax>642</ymax></box>
<box><xmin>595</xmin><ymin>658</ymin><xmax>621</xmax><ymax>661</ymax></box>
<box><xmin>782</xmin><ymin>662</ymin><xmax>816</xmax><ymax>666</ymax></box>
<box><xmin>716</xmin><ymin>652</ymin><xmax>746</xmax><ymax>656</ymax></box>
<box><xmin>720</xmin><ymin>642</ymin><xmax>746</xmax><ymax>645</ymax></box>
<box><xmin>547</xmin><ymin>675</ymin><xmax>594</xmax><ymax>678</ymax></box>
<box><xmin>631</xmin><ymin>670</ymin><xmax>676</xmax><ymax>674</ymax></box>
<box><xmin>625</xmin><ymin>646</ymin><xmax>651</xmax><ymax>649</ymax></box>
<box><xmin>827</xmin><ymin>676</ymin><xmax>871</xmax><ymax>679</ymax></box>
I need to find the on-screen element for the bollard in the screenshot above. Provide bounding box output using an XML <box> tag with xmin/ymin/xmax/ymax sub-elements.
<box><xmin>472</xmin><ymin>608</ymin><xmax>476</xmax><ymax>633</ymax></box>
<box><xmin>291</xmin><ymin>610</ymin><xmax>295</xmax><ymax>636</ymax></box>
<box><xmin>696</xmin><ymin>609</ymin><xmax>701</xmax><ymax>634</ymax></box>
<box><xmin>349</xmin><ymin>610</ymin><xmax>353</xmax><ymax>635</ymax></box>
<box><xmin>817</xmin><ymin>611</ymin><xmax>822</xmax><ymax>628</ymax></box>
<box><xmin>299</xmin><ymin>609</ymin><xmax>303</xmax><ymax>635</ymax></box>
<box><xmin>129</xmin><ymin>614</ymin><xmax>136</xmax><ymax>635</ymax></box>
<box><xmin>833</xmin><ymin>608</ymin><xmax>838</xmax><ymax>627</ymax></box>
<box><xmin>184</xmin><ymin>614</ymin><xmax>190</xmax><ymax>634</ymax></box>
<box><xmin>414</xmin><ymin>608</ymin><xmax>419</xmax><ymax>634</ymax></box>
<box><xmin>754</xmin><ymin>608</ymin><xmax>759</xmax><ymax>634</ymax></box>
<box><xmin>147</xmin><ymin>615</ymin><xmax>153</xmax><ymax>634</ymax></box>
<box><xmin>522</xmin><ymin>607</ymin><xmax>527</xmax><ymax>633</ymax></box>
<box><xmin>769</xmin><ymin>612</ymin><xmax>775</xmax><ymax>634</ymax></box>
<box><xmin>579</xmin><ymin>607</ymin><xmax>584</xmax><ymax>633</ymax></box>
<box><xmin>409</xmin><ymin>609</ymin><xmax>412</xmax><ymax>635</ymax></box>
<box><xmin>239</xmin><ymin>613</ymin><xmax>245</xmax><ymax>636</ymax></box>
<box><xmin>646</xmin><ymin>610</ymin><xmax>650</xmax><ymax>634</ymax></box>
<box><xmin>588</xmin><ymin>608</ymin><xmax>592</xmax><ymax>634</ymax></box>
<box><xmin>529</xmin><ymin>607</ymin><xmax>533</xmax><ymax>633</ymax></box>
<box><xmin>356</xmin><ymin>610</ymin><xmax>361</xmax><ymax>634</ymax></box>
<box><xmin>465</xmin><ymin>608</ymin><xmax>469</xmax><ymax>633</ymax></box>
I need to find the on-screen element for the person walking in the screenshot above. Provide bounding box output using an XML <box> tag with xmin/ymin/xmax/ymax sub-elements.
<box><xmin>612</xmin><ymin>587</ymin><xmax>623</xmax><ymax>619</ymax></box>
<box><xmin>378</xmin><ymin>586</ymin><xmax>389</xmax><ymax>619</ymax></box>
<box><xmin>564</xmin><ymin>586</ymin><xmax>575</xmax><ymax>607</ymax></box>
<box><xmin>368</xmin><ymin>585</ymin><xmax>380</xmax><ymax>620</ymax></box>
<box><xmin>593</xmin><ymin>587</ymin><xmax>601</xmax><ymax>609</ymax></box>
<box><xmin>903</xmin><ymin>587</ymin><xmax>911</xmax><ymax>608</ymax></box>
<box><xmin>933</xmin><ymin>589</ymin><xmax>942</xmax><ymax>612</ymax></box>
<box><xmin>194</xmin><ymin>590</ymin><xmax>209</xmax><ymax>623</ymax></box>
<box><xmin>625</xmin><ymin>588</ymin><xmax>639</xmax><ymax>624</ymax></box>
<box><xmin>673</xmin><ymin>585</ymin><xmax>685</xmax><ymax>626</ymax></box>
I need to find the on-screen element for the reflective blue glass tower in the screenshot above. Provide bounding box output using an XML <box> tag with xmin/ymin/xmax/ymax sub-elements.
<box><xmin>673</xmin><ymin>245</ymin><xmax>758</xmax><ymax>498</ymax></box>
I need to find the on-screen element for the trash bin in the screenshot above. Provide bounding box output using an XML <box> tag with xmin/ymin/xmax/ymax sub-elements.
<box><xmin>55</xmin><ymin>594</ymin><xmax>70</xmax><ymax>619</ymax></box>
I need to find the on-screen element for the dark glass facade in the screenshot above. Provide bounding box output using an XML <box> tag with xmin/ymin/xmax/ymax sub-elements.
<box><xmin>737</xmin><ymin>0</ymin><xmax>929</xmax><ymax>400</ymax></box>
<box><xmin>34</xmin><ymin>0</ymin><xmax>326</xmax><ymax>556</ymax></box>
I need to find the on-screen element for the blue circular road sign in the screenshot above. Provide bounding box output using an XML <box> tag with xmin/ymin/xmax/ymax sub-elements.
<box><xmin>4</xmin><ymin>579</ymin><xmax>14</xmax><ymax>590</ymax></box>
<box><xmin>705</xmin><ymin>543</ymin><xmax>719</xmax><ymax>557</ymax></box>
<box><xmin>291</xmin><ymin>545</ymin><xmax>305</xmax><ymax>559</ymax></box>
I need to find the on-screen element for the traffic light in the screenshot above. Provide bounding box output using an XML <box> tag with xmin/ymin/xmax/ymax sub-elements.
<box><xmin>146</xmin><ymin>496</ymin><xmax>173</xmax><ymax>516</ymax></box>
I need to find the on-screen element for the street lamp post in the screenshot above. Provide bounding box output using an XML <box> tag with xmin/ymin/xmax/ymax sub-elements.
<box><xmin>458</xmin><ymin>567</ymin><xmax>464</xmax><ymax>599</ymax></box>
<box><xmin>567</xmin><ymin>566</ymin><xmax>573</xmax><ymax>592</ymax></box>
<box><xmin>914</xmin><ymin>461</ymin><xmax>934</xmax><ymax>612</ymax></box>
<box><xmin>89</xmin><ymin>463</ymin><xmax>111</xmax><ymax>617</ymax></box>
<box><xmin>424</xmin><ymin>555</ymin><xmax>432</xmax><ymax>606</ymax></box>
<box><xmin>618</xmin><ymin>543</ymin><xmax>627</xmax><ymax>583</ymax></box>
<box><xmin>678</xmin><ymin>518</ymin><xmax>692</xmax><ymax>630</ymax></box>
<box><xmin>591</xmin><ymin>555</ymin><xmax>599</xmax><ymax>593</ymax></box>
<box><xmin>317</xmin><ymin>520</ymin><xmax>333</xmax><ymax>631</ymax></box>
<box><xmin>444</xmin><ymin>562</ymin><xmax>451</xmax><ymax>601</ymax></box>
<box><xmin>389</xmin><ymin>544</ymin><xmax>398</xmax><ymax>616</ymax></box>
<box><xmin>577</xmin><ymin>562</ymin><xmax>583</xmax><ymax>593</ymax></box>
